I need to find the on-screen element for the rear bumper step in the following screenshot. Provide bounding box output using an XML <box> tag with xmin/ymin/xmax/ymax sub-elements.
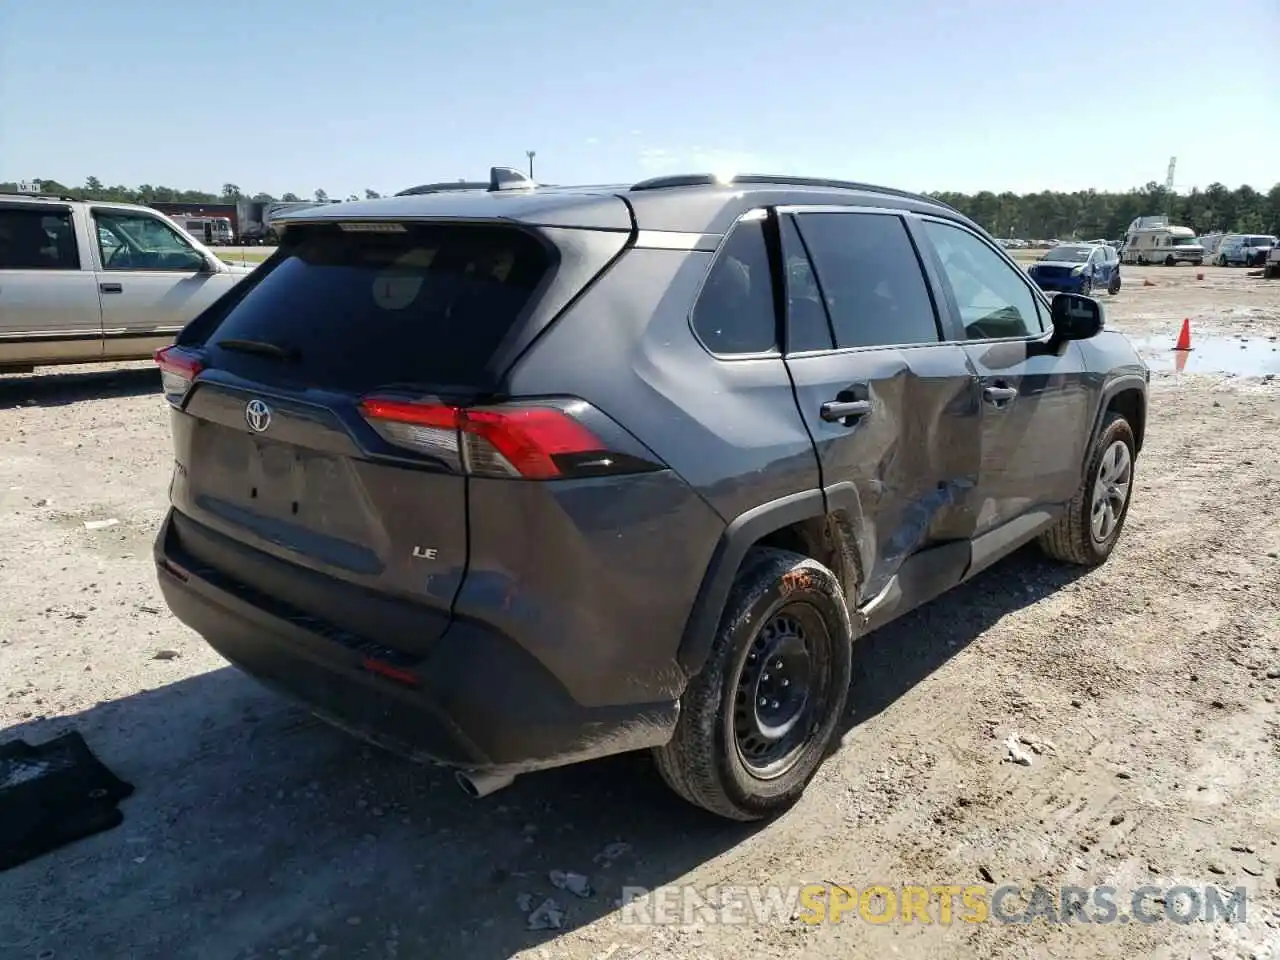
<box><xmin>154</xmin><ymin>510</ymin><xmax>679</xmax><ymax>774</ymax></box>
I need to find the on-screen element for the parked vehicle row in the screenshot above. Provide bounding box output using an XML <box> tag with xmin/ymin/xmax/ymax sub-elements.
<box><xmin>149</xmin><ymin>168</ymin><xmax>1149</xmax><ymax>820</ymax></box>
<box><xmin>1211</xmin><ymin>234</ymin><xmax>1276</xmax><ymax>268</ymax></box>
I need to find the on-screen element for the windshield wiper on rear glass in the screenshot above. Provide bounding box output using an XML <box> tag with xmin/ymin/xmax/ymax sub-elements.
<box><xmin>215</xmin><ymin>338</ymin><xmax>301</xmax><ymax>362</ymax></box>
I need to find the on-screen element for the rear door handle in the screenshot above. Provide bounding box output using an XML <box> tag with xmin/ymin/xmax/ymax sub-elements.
<box><xmin>99</xmin><ymin>283</ymin><xmax>123</xmax><ymax>294</ymax></box>
<box><xmin>820</xmin><ymin>399</ymin><xmax>872</xmax><ymax>422</ymax></box>
<box><xmin>982</xmin><ymin>386</ymin><xmax>1018</xmax><ymax>404</ymax></box>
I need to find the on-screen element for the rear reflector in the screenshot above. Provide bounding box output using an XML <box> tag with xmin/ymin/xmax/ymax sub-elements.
<box><xmin>154</xmin><ymin>346</ymin><xmax>203</xmax><ymax>404</ymax></box>
<box><xmin>359</xmin><ymin>397</ymin><xmax>609</xmax><ymax>479</ymax></box>
<box><xmin>362</xmin><ymin>657</ymin><xmax>421</xmax><ymax>687</ymax></box>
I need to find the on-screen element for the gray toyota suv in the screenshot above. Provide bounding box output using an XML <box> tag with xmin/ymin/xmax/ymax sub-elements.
<box><xmin>153</xmin><ymin>169</ymin><xmax>1149</xmax><ymax>821</ymax></box>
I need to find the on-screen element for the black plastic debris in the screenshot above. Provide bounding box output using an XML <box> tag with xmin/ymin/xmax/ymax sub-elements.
<box><xmin>0</xmin><ymin>731</ymin><xmax>134</xmax><ymax>871</ymax></box>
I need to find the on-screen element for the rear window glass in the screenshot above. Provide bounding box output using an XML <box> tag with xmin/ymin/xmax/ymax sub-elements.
<box><xmin>203</xmin><ymin>223</ymin><xmax>551</xmax><ymax>390</ymax></box>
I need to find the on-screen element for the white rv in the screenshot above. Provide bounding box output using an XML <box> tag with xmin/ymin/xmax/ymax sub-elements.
<box><xmin>170</xmin><ymin>214</ymin><xmax>234</xmax><ymax>246</ymax></box>
<box><xmin>1120</xmin><ymin>215</ymin><xmax>1204</xmax><ymax>266</ymax></box>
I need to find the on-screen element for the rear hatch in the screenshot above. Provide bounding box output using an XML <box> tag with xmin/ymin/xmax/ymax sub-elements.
<box><xmin>158</xmin><ymin>219</ymin><xmax>580</xmax><ymax>656</ymax></box>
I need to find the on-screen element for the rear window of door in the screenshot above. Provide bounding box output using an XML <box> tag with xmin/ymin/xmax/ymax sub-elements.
<box><xmin>199</xmin><ymin>222</ymin><xmax>552</xmax><ymax>391</ymax></box>
<box><xmin>791</xmin><ymin>211</ymin><xmax>941</xmax><ymax>349</ymax></box>
<box><xmin>0</xmin><ymin>207</ymin><xmax>80</xmax><ymax>270</ymax></box>
<box><xmin>919</xmin><ymin>219</ymin><xmax>1047</xmax><ymax>340</ymax></box>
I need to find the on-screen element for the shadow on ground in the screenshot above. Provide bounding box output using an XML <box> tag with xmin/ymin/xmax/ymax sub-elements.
<box><xmin>0</xmin><ymin>366</ymin><xmax>159</xmax><ymax>410</ymax></box>
<box><xmin>0</xmin><ymin>545</ymin><xmax>1084</xmax><ymax>960</ymax></box>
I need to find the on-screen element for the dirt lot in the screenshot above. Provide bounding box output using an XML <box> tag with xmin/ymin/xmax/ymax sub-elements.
<box><xmin>2</xmin><ymin>265</ymin><xmax>1278</xmax><ymax>960</ymax></box>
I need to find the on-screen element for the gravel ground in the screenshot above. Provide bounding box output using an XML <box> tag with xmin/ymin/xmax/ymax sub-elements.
<box><xmin>1</xmin><ymin>265</ymin><xmax>1278</xmax><ymax>960</ymax></box>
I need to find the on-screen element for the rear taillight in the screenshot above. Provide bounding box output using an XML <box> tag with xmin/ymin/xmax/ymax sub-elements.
<box><xmin>155</xmin><ymin>346</ymin><xmax>203</xmax><ymax>404</ymax></box>
<box><xmin>359</xmin><ymin>396</ymin><xmax>642</xmax><ymax>480</ymax></box>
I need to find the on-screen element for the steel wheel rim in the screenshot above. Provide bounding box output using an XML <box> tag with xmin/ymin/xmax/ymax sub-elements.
<box><xmin>732</xmin><ymin>604</ymin><xmax>833</xmax><ymax>780</ymax></box>
<box><xmin>1090</xmin><ymin>439</ymin><xmax>1132</xmax><ymax>543</ymax></box>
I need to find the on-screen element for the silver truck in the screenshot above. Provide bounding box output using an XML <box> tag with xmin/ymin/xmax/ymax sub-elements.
<box><xmin>0</xmin><ymin>193</ymin><xmax>255</xmax><ymax>372</ymax></box>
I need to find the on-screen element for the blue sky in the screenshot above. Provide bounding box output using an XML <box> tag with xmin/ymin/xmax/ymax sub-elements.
<box><xmin>1</xmin><ymin>0</ymin><xmax>1276</xmax><ymax>198</ymax></box>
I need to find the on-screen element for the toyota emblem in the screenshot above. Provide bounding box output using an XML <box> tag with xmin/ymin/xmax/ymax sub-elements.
<box><xmin>244</xmin><ymin>399</ymin><xmax>272</xmax><ymax>433</ymax></box>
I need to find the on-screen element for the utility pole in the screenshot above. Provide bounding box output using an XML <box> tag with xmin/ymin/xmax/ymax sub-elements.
<box><xmin>526</xmin><ymin>150</ymin><xmax>536</xmax><ymax>179</ymax></box>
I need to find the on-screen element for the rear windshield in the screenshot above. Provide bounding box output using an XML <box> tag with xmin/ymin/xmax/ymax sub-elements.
<box><xmin>202</xmin><ymin>222</ymin><xmax>551</xmax><ymax>391</ymax></box>
<box><xmin>1044</xmin><ymin>246</ymin><xmax>1091</xmax><ymax>262</ymax></box>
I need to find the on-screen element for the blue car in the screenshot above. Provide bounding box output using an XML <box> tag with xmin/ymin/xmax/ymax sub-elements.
<box><xmin>1027</xmin><ymin>243</ymin><xmax>1121</xmax><ymax>296</ymax></box>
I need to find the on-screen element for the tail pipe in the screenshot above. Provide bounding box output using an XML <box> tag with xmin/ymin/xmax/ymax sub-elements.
<box><xmin>455</xmin><ymin>769</ymin><xmax>515</xmax><ymax>799</ymax></box>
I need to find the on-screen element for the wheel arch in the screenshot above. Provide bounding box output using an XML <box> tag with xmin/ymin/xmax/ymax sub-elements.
<box><xmin>676</xmin><ymin>485</ymin><xmax>865</xmax><ymax>677</ymax></box>
<box><xmin>1083</xmin><ymin>377</ymin><xmax>1147</xmax><ymax>479</ymax></box>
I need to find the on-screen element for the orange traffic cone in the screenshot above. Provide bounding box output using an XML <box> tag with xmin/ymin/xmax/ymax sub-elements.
<box><xmin>1174</xmin><ymin>349</ymin><xmax>1189</xmax><ymax>373</ymax></box>
<box><xmin>1173</xmin><ymin>318</ymin><xmax>1193</xmax><ymax>351</ymax></box>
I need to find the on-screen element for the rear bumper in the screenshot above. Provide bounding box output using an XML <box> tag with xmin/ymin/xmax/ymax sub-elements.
<box><xmin>154</xmin><ymin>510</ymin><xmax>678</xmax><ymax>775</ymax></box>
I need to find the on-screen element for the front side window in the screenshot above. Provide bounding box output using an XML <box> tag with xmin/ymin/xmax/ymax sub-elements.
<box><xmin>793</xmin><ymin>212</ymin><xmax>940</xmax><ymax>349</ymax></box>
<box><xmin>94</xmin><ymin>211</ymin><xmax>206</xmax><ymax>271</ymax></box>
<box><xmin>0</xmin><ymin>207</ymin><xmax>79</xmax><ymax>270</ymax></box>
<box><xmin>921</xmin><ymin>219</ymin><xmax>1044</xmax><ymax>340</ymax></box>
<box><xmin>691</xmin><ymin>216</ymin><xmax>778</xmax><ymax>355</ymax></box>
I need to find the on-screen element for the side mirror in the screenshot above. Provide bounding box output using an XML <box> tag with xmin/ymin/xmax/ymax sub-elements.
<box><xmin>193</xmin><ymin>252</ymin><xmax>217</xmax><ymax>273</ymax></box>
<box><xmin>1050</xmin><ymin>292</ymin><xmax>1103</xmax><ymax>342</ymax></box>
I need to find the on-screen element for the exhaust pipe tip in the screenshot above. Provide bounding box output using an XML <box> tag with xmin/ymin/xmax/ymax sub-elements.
<box><xmin>456</xmin><ymin>769</ymin><xmax>515</xmax><ymax>799</ymax></box>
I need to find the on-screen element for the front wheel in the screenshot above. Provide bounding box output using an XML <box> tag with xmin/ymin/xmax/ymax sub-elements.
<box><xmin>653</xmin><ymin>547</ymin><xmax>853</xmax><ymax>821</ymax></box>
<box><xmin>1165</xmin><ymin>255</ymin><xmax>1176</xmax><ymax>266</ymax></box>
<box><xmin>1038</xmin><ymin>412</ymin><xmax>1136</xmax><ymax>566</ymax></box>
<box><xmin>1108</xmin><ymin>275</ymin><xmax>1121</xmax><ymax>295</ymax></box>
<box><xmin>1079</xmin><ymin>276</ymin><xmax>1093</xmax><ymax>297</ymax></box>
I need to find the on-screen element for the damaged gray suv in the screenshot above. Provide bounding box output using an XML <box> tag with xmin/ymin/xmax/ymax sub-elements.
<box><xmin>154</xmin><ymin>169</ymin><xmax>1149</xmax><ymax>821</ymax></box>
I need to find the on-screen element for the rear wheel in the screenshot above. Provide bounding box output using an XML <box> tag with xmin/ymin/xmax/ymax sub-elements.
<box><xmin>1165</xmin><ymin>255</ymin><xmax>1176</xmax><ymax>266</ymax></box>
<box><xmin>653</xmin><ymin>547</ymin><xmax>853</xmax><ymax>821</ymax></box>
<box><xmin>1038</xmin><ymin>413</ymin><xmax>1136</xmax><ymax>566</ymax></box>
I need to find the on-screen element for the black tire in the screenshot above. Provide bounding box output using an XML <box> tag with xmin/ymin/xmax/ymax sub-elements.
<box><xmin>1079</xmin><ymin>276</ymin><xmax>1093</xmax><ymax>297</ymax></box>
<box><xmin>1037</xmin><ymin>412</ymin><xmax>1136</xmax><ymax>566</ymax></box>
<box><xmin>1164</xmin><ymin>255</ymin><xmax>1176</xmax><ymax>266</ymax></box>
<box><xmin>653</xmin><ymin>547</ymin><xmax>853</xmax><ymax>821</ymax></box>
<box><xmin>1108</xmin><ymin>276</ymin><xmax>1121</xmax><ymax>295</ymax></box>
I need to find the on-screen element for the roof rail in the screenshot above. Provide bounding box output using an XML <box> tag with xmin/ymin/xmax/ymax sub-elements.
<box><xmin>0</xmin><ymin>190</ymin><xmax>78</xmax><ymax>202</ymax></box>
<box><xmin>628</xmin><ymin>173</ymin><xmax>953</xmax><ymax>210</ymax></box>
<box><xmin>395</xmin><ymin>181</ymin><xmax>488</xmax><ymax>197</ymax></box>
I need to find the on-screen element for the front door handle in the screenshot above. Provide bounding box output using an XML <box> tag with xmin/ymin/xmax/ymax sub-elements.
<box><xmin>982</xmin><ymin>386</ymin><xmax>1018</xmax><ymax>404</ymax></box>
<box><xmin>99</xmin><ymin>283</ymin><xmax>123</xmax><ymax>294</ymax></box>
<box><xmin>820</xmin><ymin>399</ymin><xmax>872</xmax><ymax>422</ymax></box>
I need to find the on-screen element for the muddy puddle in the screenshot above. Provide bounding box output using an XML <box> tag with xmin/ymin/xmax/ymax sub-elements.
<box><xmin>1129</xmin><ymin>334</ymin><xmax>1280</xmax><ymax>376</ymax></box>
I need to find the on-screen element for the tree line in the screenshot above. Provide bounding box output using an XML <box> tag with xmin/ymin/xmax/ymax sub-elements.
<box><xmin>0</xmin><ymin>178</ymin><xmax>383</xmax><ymax>206</ymax></box>
<box><xmin>930</xmin><ymin>180</ymin><xmax>1279</xmax><ymax>240</ymax></box>
<box><xmin>6</xmin><ymin>176</ymin><xmax>1280</xmax><ymax>240</ymax></box>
